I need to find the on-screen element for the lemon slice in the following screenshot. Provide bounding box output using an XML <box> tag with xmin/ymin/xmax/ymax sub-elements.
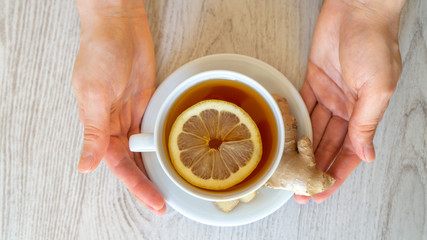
<box><xmin>168</xmin><ymin>99</ymin><xmax>262</xmax><ymax>190</ymax></box>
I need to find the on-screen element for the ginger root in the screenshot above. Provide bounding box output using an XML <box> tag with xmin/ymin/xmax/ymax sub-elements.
<box><xmin>264</xmin><ymin>94</ymin><xmax>335</xmax><ymax>196</ymax></box>
<box><xmin>239</xmin><ymin>191</ymin><xmax>256</xmax><ymax>203</ymax></box>
<box><xmin>214</xmin><ymin>199</ymin><xmax>240</xmax><ymax>213</ymax></box>
<box><xmin>215</xmin><ymin>94</ymin><xmax>336</xmax><ymax>212</ymax></box>
<box><xmin>215</xmin><ymin>191</ymin><xmax>257</xmax><ymax>212</ymax></box>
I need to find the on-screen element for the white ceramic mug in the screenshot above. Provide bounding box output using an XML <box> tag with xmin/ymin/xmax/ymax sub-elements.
<box><xmin>129</xmin><ymin>70</ymin><xmax>284</xmax><ymax>201</ymax></box>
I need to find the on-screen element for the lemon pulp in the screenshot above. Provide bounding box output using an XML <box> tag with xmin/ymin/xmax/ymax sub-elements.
<box><xmin>168</xmin><ymin>100</ymin><xmax>262</xmax><ymax>190</ymax></box>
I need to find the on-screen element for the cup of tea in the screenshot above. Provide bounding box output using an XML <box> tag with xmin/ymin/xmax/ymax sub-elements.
<box><xmin>129</xmin><ymin>70</ymin><xmax>285</xmax><ymax>201</ymax></box>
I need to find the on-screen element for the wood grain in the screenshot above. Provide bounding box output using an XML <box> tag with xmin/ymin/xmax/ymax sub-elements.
<box><xmin>0</xmin><ymin>0</ymin><xmax>426</xmax><ymax>239</ymax></box>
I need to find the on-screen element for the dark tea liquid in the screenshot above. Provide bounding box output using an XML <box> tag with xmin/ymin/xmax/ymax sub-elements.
<box><xmin>164</xmin><ymin>79</ymin><xmax>278</xmax><ymax>192</ymax></box>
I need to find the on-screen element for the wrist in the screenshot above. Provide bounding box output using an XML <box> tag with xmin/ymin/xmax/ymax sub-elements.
<box><xmin>325</xmin><ymin>0</ymin><xmax>405</xmax><ymax>36</ymax></box>
<box><xmin>76</xmin><ymin>0</ymin><xmax>145</xmax><ymax>21</ymax></box>
<box><xmin>338</xmin><ymin>0</ymin><xmax>406</xmax><ymax>17</ymax></box>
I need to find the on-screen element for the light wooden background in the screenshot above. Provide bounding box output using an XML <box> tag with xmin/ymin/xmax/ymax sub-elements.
<box><xmin>1</xmin><ymin>0</ymin><xmax>426</xmax><ymax>239</ymax></box>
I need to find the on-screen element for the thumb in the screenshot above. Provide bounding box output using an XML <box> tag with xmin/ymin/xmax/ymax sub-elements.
<box><xmin>348</xmin><ymin>83</ymin><xmax>395</xmax><ymax>162</ymax></box>
<box><xmin>76</xmin><ymin>94</ymin><xmax>111</xmax><ymax>173</ymax></box>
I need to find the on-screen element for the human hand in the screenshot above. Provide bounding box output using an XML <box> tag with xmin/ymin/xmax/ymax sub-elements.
<box><xmin>296</xmin><ymin>0</ymin><xmax>405</xmax><ymax>203</ymax></box>
<box><xmin>72</xmin><ymin>1</ymin><xmax>165</xmax><ymax>214</ymax></box>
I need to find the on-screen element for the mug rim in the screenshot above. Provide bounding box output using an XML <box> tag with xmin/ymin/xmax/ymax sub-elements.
<box><xmin>153</xmin><ymin>70</ymin><xmax>285</xmax><ymax>201</ymax></box>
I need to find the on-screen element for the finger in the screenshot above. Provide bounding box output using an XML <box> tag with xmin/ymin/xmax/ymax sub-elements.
<box><xmin>75</xmin><ymin>92</ymin><xmax>111</xmax><ymax>173</ymax></box>
<box><xmin>129</xmin><ymin>32</ymin><xmax>156</xmax><ymax>136</ymax></box>
<box><xmin>133</xmin><ymin>151</ymin><xmax>148</xmax><ymax>176</ymax></box>
<box><xmin>312</xmin><ymin>136</ymin><xmax>361</xmax><ymax>203</ymax></box>
<box><xmin>348</xmin><ymin>83</ymin><xmax>394</xmax><ymax>162</ymax></box>
<box><xmin>104</xmin><ymin>137</ymin><xmax>165</xmax><ymax>212</ymax></box>
<box><xmin>128</xmin><ymin>88</ymin><xmax>154</xmax><ymax>176</ymax></box>
<box><xmin>128</xmin><ymin>101</ymin><xmax>150</xmax><ymax>176</ymax></box>
<box><xmin>129</xmin><ymin>87</ymin><xmax>155</xmax><ymax>136</ymax></box>
<box><xmin>294</xmin><ymin>194</ymin><xmax>310</xmax><ymax>204</ymax></box>
<box><xmin>300</xmin><ymin>81</ymin><xmax>317</xmax><ymax>115</ymax></box>
<box><xmin>305</xmin><ymin>61</ymin><xmax>348</xmax><ymax>120</ymax></box>
<box><xmin>152</xmin><ymin>204</ymin><xmax>167</xmax><ymax>216</ymax></box>
<box><xmin>310</xmin><ymin>103</ymin><xmax>332</xmax><ymax>151</ymax></box>
<box><xmin>314</xmin><ymin>116</ymin><xmax>348</xmax><ymax>171</ymax></box>
<box><xmin>136</xmin><ymin>194</ymin><xmax>167</xmax><ymax>216</ymax></box>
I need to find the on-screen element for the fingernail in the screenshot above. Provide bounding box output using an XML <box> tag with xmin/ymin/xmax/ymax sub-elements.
<box><xmin>151</xmin><ymin>201</ymin><xmax>165</xmax><ymax>211</ymax></box>
<box><xmin>78</xmin><ymin>151</ymin><xmax>94</xmax><ymax>172</ymax></box>
<box><xmin>313</xmin><ymin>197</ymin><xmax>326</xmax><ymax>204</ymax></box>
<box><xmin>364</xmin><ymin>143</ymin><xmax>376</xmax><ymax>162</ymax></box>
<box><xmin>294</xmin><ymin>194</ymin><xmax>310</xmax><ymax>204</ymax></box>
<box><xmin>135</xmin><ymin>194</ymin><xmax>165</xmax><ymax>212</ymax></box>
<box><xmin>154</xmin><ymin>204</ymin><xmax>166</xmax><ymax>216</ymax></box>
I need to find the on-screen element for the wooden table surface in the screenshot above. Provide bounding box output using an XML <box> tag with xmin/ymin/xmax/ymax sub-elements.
<box><xmin>1</xmin><ymin>0</ymin><xmax>426</xmax><ymax>239</ymax></box>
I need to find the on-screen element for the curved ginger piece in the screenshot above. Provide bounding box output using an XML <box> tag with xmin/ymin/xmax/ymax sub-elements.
<box><xmin>264</xmin><ymin>94</ymin><xmax>335</xmax><ymax>196</ymax></box>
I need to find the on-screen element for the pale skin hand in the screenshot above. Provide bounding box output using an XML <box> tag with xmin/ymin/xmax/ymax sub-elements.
<box><xmin>72</xmin><ymin>1</ymin><xmax>165</xmax><ymax>214</ymax></box>
<box><xmin>295</xmin><ymin>0</ymin><xmax>405</xmax><ymax>203</ymax></box>
<box><xmin>72</xmin><ymin>0</ymin><xmax>404</xmax><ymax>211</ymax></box>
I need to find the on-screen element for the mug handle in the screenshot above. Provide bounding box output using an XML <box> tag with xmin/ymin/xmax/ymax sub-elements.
<box><xmin>129</xmin><ymin>133</ymin><xmax>156</xmax><ymax>152</ymax></box>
